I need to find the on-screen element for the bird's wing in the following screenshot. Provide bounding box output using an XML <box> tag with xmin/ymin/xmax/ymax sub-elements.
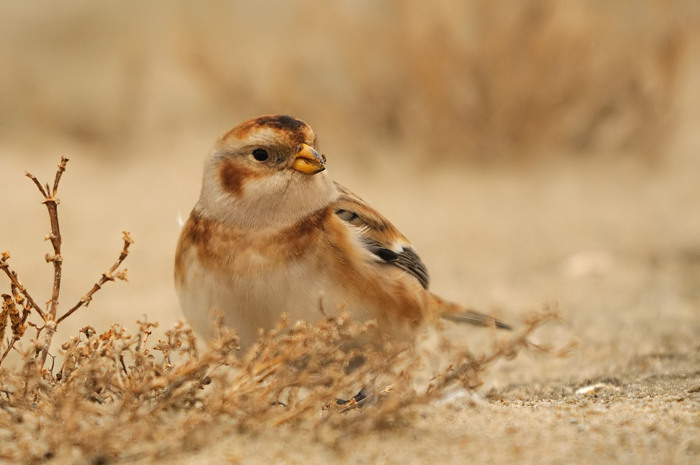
<box><xmin>332</xmin><ymin>183</ymin><xmax>430</xmax><ymax>289</ymax></box>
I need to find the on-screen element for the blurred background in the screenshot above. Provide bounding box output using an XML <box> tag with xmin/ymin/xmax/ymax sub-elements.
<box><xmin>0</xmin><ymin>0</ymin><xmax>698</xmax><ymax>377</ymax></box>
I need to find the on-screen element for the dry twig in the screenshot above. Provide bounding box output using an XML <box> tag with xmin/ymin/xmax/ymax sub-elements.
<box><xmin>56</xmin><ymin>231</ymin><xmax>132</xmax><ymax>325</ymax></box>
<box><xmin>0</xmin><ymin>157</ymin><xmax>132</xmax><ymax>369</ymax></box>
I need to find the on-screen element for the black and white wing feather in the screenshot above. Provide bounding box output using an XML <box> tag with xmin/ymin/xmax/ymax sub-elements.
<box><xmin>333</xmin><ymin>183</ymin><xmax>430</xmax><ymax>289</ymax></box>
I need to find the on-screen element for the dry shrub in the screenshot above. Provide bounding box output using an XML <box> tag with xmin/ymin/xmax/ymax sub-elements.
<box><xmin>0</xmin><ymin>158</ymin><xmax>131</xmax><ymax>369</ymax></box>
<box><xmin>0</xmin><ymin>311</ymin><xmax>560</xmax><ymax>463</ymax></box>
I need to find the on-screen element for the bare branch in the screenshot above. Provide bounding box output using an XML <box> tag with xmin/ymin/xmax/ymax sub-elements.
<box><xmin>3</xmin><ymin>158</ymin><xmax>132</xmax><ymax>369</ymax></box>
<box><xmin>0</xmin><ymin>338</ymin><xmax>16</xmax><ymax>364</ymax></box>
<box><xmin>0</xmin><ymin>253</ymin><xmax>47</xmax><ymax>321</ymax></box>
<box><xmin>25</xmin><ymin>171</ymin><xmax>48</xmax><ymax>197</ymax></box>
<box><xmin>52</xmin><ymin>157</ymin><xmax>69</xmax><ymax>196</ymax></box>
<box><xmin>24</xmin><ymin>160</ymin><xmax>71</xmax><ymax>367</ymax></box>
<box><xmin>56</xmin><ymin>231</ymin><xmax>133</xmax><ymax>325</ymax></box>
<box><xmin>25</xmin><ymin>158</ymin><xmax>69</xmax><ymax>321</ymax></box>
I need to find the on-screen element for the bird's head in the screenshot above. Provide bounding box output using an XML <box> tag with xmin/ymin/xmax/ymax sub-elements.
<box><xmin>197</xmin><ymin>115</ymin><xmax>338</xmax><ymax>229</ymax></box>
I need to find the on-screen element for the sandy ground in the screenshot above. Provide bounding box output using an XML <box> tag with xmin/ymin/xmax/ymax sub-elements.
<box><xmin>0</xmin><ymin>2</ymin><xmax>698</xmax><ymax>464</ymax></box>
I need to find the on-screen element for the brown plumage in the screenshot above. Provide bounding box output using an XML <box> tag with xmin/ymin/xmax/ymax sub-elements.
<box><xmin>175</xmin><ymin>115</ymin><xmax>509</xmax><ymax>349</ymax></box>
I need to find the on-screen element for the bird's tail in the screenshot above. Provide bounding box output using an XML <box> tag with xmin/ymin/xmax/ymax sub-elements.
<box><xmin>430</xmin><ymin>293</ymin><xmax>511</xmax><ymax>330</ymax></box>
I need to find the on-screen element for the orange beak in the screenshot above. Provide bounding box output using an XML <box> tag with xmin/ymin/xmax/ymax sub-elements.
<box><xmin>291</xmin><ymin>144</ymin><xmax>325</xmax><ymax>175</ymax></box>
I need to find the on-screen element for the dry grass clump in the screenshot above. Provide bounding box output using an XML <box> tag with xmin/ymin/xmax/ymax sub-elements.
<box><xmin>0</xmin><ymin>159</ymin><xmax>561</xmax><ymax>463</ymax></box>
<box><xmin>0</xmin><ymin>313</ymin><xmax>559</xmax><ymax>463</ymax></box>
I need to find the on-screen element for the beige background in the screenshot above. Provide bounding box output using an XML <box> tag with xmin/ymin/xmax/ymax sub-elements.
<box><xmin>0</xmin><ymin>1</ymin><xmax>698</xmax><ymax>463</ymax></box>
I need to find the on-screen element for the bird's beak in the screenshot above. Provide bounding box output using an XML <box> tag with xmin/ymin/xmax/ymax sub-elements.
<box><xmin>292</xmin><ymin>144</ymin><xmax>326</xmax><ymax>175</ymax></box>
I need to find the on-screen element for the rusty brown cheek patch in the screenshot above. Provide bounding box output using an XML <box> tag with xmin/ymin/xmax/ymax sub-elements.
<box><xmin>219</xmin><ymin>160</ymin><xmax>254</xmax><ymax>196</ymax></box>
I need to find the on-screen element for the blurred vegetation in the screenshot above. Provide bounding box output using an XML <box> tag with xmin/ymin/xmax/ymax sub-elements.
<box><xmin>0</xmin><ymin>0</ymin><xmax>696</xmax><ymax>163</ymax></box>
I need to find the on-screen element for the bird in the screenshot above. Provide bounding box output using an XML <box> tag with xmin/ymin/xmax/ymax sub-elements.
<box><xmin>174</xmin><ymin>115</ymin><xmax>509</xmax><ymax>350</ymax></box>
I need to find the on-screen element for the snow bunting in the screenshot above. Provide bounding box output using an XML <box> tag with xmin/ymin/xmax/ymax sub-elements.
<box><xmin>175</xmin><ymin>115</ymin><xmax>509</xmax><ymax>349</ymax></box>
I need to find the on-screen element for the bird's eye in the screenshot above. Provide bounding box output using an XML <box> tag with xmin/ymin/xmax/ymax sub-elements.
<box><xmin>252</xmin><ymin>148</ymin><xmax>269</xmax><ymax>161</ymax></box>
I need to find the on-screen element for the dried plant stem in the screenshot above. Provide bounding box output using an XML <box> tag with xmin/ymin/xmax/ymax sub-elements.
<box><xmin>26</xmin><ymin>157</ymin><xmax>66</xmax><ymax>322</ymax></box>
<box><xmin>0</xmin><ymin>255</ymin><xmax>47</xmax><ymax>321</ymax></box>
<box><xmin>425</xmin><ymin>308</ymin><xmax>563</xmax><ymax>397</ymax></box>
<box><xmin>56</xmin><ymin>231</ymin><xmax>132</xmax><ymax>325</ymax></box>
<box><xmin>0</xmin><ymin>157</ymin><xmax>132</xmax><ymax>369</ymax></box>
<box><xmin>25</xmin><ymin>157</ymin><xmax>68</xmax><ymax>367</ymax></box>
<box><xmin>0</xmin><ymin>339</ymin><xmax>16</xmax><ymax>364</ymax></box>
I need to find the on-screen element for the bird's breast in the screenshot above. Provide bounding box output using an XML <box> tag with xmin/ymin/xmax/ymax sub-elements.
<box><xmin>174</xmin><ymin>209</ymin><xmax>343</xmax><ymax>346</ymax></box>
<box><xmin>174</xmin><ymin>208</ymin><xmax>428</xmax><ymax>349</ymax></box>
